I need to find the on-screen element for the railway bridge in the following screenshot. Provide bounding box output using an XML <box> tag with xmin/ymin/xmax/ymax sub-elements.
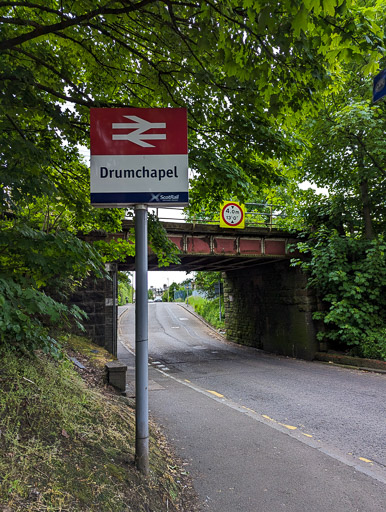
<box><xmin>73</xmin><ymin>221</ymin><xmax>318</xmax><ymax>361</ymax></box>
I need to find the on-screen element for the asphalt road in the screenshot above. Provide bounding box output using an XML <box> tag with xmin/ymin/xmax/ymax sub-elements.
<box><xmin>118</xmin><ymin>303</ymin><xmax>386</xmax><ymax>511</ymax></box>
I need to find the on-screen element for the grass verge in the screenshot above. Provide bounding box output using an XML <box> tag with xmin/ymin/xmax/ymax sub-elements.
<box><xmin>0</xmin><ymin>336</ymin><xmax>197</xmax><ymax>511</ymax></box>
<box><xmin>187</xmin><ymin>296</ymin><xmax>225</xmax><ymax>330</ymax></box>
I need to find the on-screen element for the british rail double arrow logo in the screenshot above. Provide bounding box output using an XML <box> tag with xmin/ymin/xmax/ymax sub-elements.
<box><xmin>111</xmin><ymin>115</ymin><xmax>167</xmax><ymax>148</ymax></box>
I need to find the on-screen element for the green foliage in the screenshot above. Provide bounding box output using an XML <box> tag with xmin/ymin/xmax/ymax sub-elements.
<box><xmin>161</xmin><ymin>290</ymin><xmax>170</xmax><ymax>302</ymax></box>
<box><xmin>0</xmin><ymin>107</ymin><xmax>121</xmax><ymax>355</ymax></box>
<box><xmin>0</xmin><ymin>220</ymin><xmax>104</xmax><ymax>354</ymax></box>
<box><xmin>92</xmin><ymin>213</ymin><xmax>180</xmax><ymax>269</ymax></box>
<box><xmin>1</xmin><ymin>0</ymin><xmax>386</xmax><ymax>354</ymax></box>
<box><xmin>117</xmin><ymin>272</ymin><xmax>132</xmax><ymax>306</ymax></box>
<box><xmin>0</xmin><ymin>276</ymin><xmax>86</xmax><ymax>357</ymax></box>
<box><xmin>163</xmin><ymin>281</ymin><xmax>183</xmax><ymax>302</ymax></box>
<box><xmin>194</xmin><ymin>271</ymin><xmax>222</xmax><ymax>299</ymax></box>
<box><xmin>299</xmin><ymin>76</ymin><xmax>386</xmax><ymax>238</ymax></box>
<box><xmin>2</xmin><ymin>0</ymin><xmax>385</xmax><ymax>215</ymax></box>
<box><xmin>1</xmin><ymin>222</ymin><xmax>104</xmax><ymax>289</ymax></box>
<box><xmin>93</xmin><ymin>238</ymin><xmax>135</xmax><ymax>264</ymax></box>
<box><xmin>188</xmin><ymin>296</ymin><xmax>225</xmax><ymax>330</ymax></box>
<box><xmin>285</xmin><ymin>70</ymin><xmax>386</xmax><ymax>360</ymax></box>
<box><xmin>294</xmin><ymin>230</ymin><xmax>386</xmax><ymax>360</ymax></box>
<box><xmin>147</xmin><ymin>213</ymin><xmax>180</xmax><ymax>267</ymax></box>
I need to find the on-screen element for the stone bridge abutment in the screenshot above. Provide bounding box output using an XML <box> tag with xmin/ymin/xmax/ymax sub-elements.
<box><xmin>70</xmin><ymin>264</ymin><xmax>118</xmax><ymax>356</ymax></box>
<box><xmin>224</xmin><ymin>260</ymin><xmax>318</xmax><ymax>360</ymax></box>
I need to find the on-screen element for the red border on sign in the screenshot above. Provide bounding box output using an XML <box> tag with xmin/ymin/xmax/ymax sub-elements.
<box><xmin>221</xmin><ymin>203</ymin><xmax>244</xmax><ymax>227</ymax></box>
<box><xmin>90</xmin><ymin>107</ymin><xmax>187</xmax><ymax>156</ymax></box>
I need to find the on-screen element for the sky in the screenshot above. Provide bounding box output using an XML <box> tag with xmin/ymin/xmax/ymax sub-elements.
<box><xmin>147</xmin><ymin>270</ymin><xmax>190</xmax><ymax>290</ymax></box>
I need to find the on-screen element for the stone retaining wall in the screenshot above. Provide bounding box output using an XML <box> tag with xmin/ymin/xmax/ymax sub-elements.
<box><xmin>224</xmin><ymin>260</ymin><xmax>318</xmax><ymax>360</ymax></box>
<box><xmin>70</xmin><ymin>267</ymin><xmax>117</xmax><ymax>355</ymax></box>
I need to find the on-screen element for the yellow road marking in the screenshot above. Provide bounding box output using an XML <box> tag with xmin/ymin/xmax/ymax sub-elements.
<box><xmin>262</xmin><ymin>415</ymin><xmax>276</xmax><ymax>422</ymax></box>
<box><xmin>184</xmin><ymin>379</ymin><xmax>191</xmax><ymax>383</ymax></box>
<box><xmin>359</xmin><ymin>457</ymin><xmax>373</xmax><ymax>464</ymax></box>
<box><xmin>279</xmin><ymin>423</ymin><xmax>297</xmax><ymax>430</ymax></box>
<box><xmin>242</xmin><ymin>406</ymin><xmax>256</xmax><ymax>413</ymax></box>
<box><xmin>206</xmin><ymin>389</ymin><xmax>225</xmax><ymax>398</ymax></box>
<box><xmin>302</xmin><ymin>433</ymin><xmax>313</xmax><ymax>438</ymax></box>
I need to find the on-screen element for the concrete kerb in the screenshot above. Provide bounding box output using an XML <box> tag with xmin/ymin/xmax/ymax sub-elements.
<box><xmin>314</xmin><ymin>351</ymin><xmax>386</xmax><ymax>374</ymax></box>
<box><xmin>177</xmin><ymin>302</ymin><xmax>222</xmax><ymax>334</ymax></box>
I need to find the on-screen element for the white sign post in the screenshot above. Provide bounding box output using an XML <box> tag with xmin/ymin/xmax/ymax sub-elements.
<box><xmin>90</xmin><ymin>108</ymin><xmax>188</xmax><ymax>475</ymax></box>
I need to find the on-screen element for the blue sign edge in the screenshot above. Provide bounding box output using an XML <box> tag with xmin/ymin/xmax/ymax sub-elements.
<box><xmin>373</xmin><ymin>68</ymin><xmax>386</xmax><ymax>103</ymax></box>
<box><xmin>90</xmin><ymin>192</ymin><xmax>189</xmax><ymax>207</ymax></box>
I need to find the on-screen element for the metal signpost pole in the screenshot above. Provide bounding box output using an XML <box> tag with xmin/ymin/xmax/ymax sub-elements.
<box><xmin>218</xmin><ymin>280</ymin><xmax>222</xmax><ymax>322</ymax></box>
<box><xmin>90</xmin><ymin>107</ymin><xmax>188</xmax><ymax>477</ymax></box>
<box><xmin>112</xmin><ymin>264</ymin><xmax>118</xmax><ymax>357</ymax></box>
<box><xmin>135</xmin><ymin>204</ymin><xmax>149</xmax><ymax>475</ymax></box>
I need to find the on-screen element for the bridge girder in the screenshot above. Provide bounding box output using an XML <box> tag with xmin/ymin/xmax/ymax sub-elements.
<box><xmin>84</xmin><ymin>221</ymin><xmax>299</xmax><ymax>272</ymax></box>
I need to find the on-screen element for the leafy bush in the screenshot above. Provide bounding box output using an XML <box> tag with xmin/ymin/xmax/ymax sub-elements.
<box><xmin>193</xmin><ymin>271</ymin><xmax>222</xmax><ymax>299</ymax></box>
<box><xmin>118</xmin><ymin>272</ymin><xmax>133</xmax><ymax>305</ymax></box>
<box><xmin>0</xmin><ymin>225</ymin><xmax>104</xmax><ymax>355</ymax></box>
<box><xmin>0</xmin><ymin>277</ymin><xmax>86</xmax><ymax>357</ymax></box>
<box><xmin>293</xmin><ymin>230</ymin><xmax>386</xmax><ymax>360</ymax></box>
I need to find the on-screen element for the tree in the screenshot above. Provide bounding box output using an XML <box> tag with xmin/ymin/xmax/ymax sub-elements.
<box><xmin>166</xmin><ymin>281</ymin><xmax>183</xmax><ymax>302</ymax></box>
<box><xmin>194</xmin><ymin>271</ymin><xmax>222</xmax><ymax>299</ymax></box>
<box><xmin>299</xmin><ymin>75</ymin><xmax>386</xmax><ymax>239</ymax></box>
<box><xmin>118</xmin><ymin>271</ymin><xmax>133</xmax><ymax>305</ymax></box>
<box><xmin>289</xmin><ymin>70</ymin><xmax>386</xmax><ymax>359</ymax></box>
<box><xmin>1</xmin><ymin>1</ymin><xmax>385</xmax><ymax>207</ymax></box>
<box><xmin>1</xmin><ymin>1</ymin><xmax>385</xmax><ymax>353</ymax></box>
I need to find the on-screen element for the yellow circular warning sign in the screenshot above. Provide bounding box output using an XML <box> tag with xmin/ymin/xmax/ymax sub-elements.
<box><xmin>220</xmin><ymin>202</ymin><xmax>245</xmax><ymax>229</ymax></box>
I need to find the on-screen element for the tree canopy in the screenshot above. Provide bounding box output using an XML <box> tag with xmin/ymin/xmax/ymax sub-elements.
<box><xmin>1</xmin><ymin>0</ymin><xmax>386</xmax><ymax>353</ymax></box>
<box><xmin>1</xmin><ymin>0</ymin><xmax>385</xmax><ymax>207</ymax></box>
<box><xmin>289</xmin><ymin>74</ymin><xmax>386</xmax><ymax>360</ymax></box>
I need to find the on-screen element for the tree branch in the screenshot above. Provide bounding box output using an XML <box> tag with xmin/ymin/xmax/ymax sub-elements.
<box><xmin>0</xmin><ymin>0</ymin><xmax>158</xmax><ymax>50</ymax></box>
<box><xmin>11</xmin><ymin>47</ymin><xmax>87</xmax><ymax>98</ymax></box>
<box><xmin>0</xmin><ymin>2</ymin><xmax>59</xmax><ymax>16</ymax></box>
<box><xmin>0</xmin><ymin>17</ymin><xmax>40</xmax><ymax>27</ymax></box>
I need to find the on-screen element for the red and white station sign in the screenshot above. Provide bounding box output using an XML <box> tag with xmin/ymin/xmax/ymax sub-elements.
<box><xmin>90</xmin><ymin>108</ymin><xmax>188</xmax><ymax>207</ymax></box>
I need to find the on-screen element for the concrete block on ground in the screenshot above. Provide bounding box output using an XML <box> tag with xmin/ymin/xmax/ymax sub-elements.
<box><xmin>105</xmin><ymin>361</ymin><xmax>127</xmax><ymax>391</ymax></box>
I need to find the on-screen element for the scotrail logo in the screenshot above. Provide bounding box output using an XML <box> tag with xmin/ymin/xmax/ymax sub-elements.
<box><xmin>150</xmin><ymin>193</ymin><xmax>180</xmax><ymax>202</ymax></box>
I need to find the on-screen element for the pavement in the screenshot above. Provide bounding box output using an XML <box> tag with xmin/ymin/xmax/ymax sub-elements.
<box><xmin>116</xmin><ymin>306</ymin><xmax>386</xmax><ymax>512</ymax></box>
